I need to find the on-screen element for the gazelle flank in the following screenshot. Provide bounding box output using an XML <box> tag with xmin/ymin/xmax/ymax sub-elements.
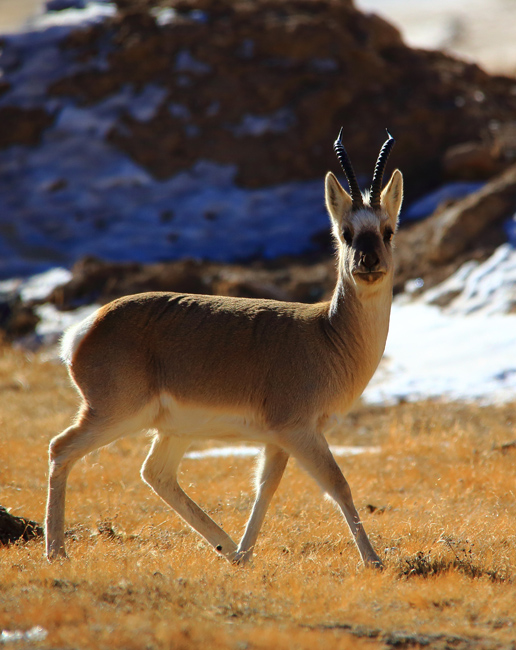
<box><xmin>45</xmin><ymin>130</ymin><xmax>403</xmax><ymax>568</ymax></box>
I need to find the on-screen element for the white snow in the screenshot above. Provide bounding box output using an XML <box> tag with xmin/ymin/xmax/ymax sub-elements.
<box><xmin>1</xmin><ymin>626</ymin><xmax>48</xmax><ymax>644</ymax></box>
<box><xmin>422</xmin><ymin>243</ymin><xmax>516</xmax><ymax>315</ymax></box>
<box><xmin>365</xmin><ymin>301</ymin><xmax>516</xmax><ymax>405</ymax></box>
<box><xmin>364</xmin><ymin>243</ymin><xmax>516</xmax><ymax>405</ymax></box>
<box><xmin>185</xmin><ymin>445</ymin><xmax>381</xmax><ymax>460</ymax></box>
<box><xmin>229</xmin><ymin>109</ymin><xmax>297</xmax><ymax>137</ymax></box>
<box><xmin>150</xmin><ymin>7</ymin><xmax>177</xmax><ymax>27</ymax></box>
<box><xmin>35</xmin><ymin>302</ymin><xmax>100</xmax><ymax>344</ymax></box>
<box><xmin>19</xmin><ymin>267</ymin><xmax>72</xmax><ymax>302</ymax></box>
<box><xmin>175</xmin><ymin>50</ymin><xmax>212</xmax><ymax>75</ymax></box>
<box><xmin>30</xmin><ymin>3</ymin><xmax>116</xmax><ymax>29</ymax></box>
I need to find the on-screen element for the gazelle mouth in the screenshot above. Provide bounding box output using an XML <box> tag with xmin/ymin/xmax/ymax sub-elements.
<box><xmin>354</xmin><ymin>271</ymin><xmax>386</xmax><ymax>284</ymax></box>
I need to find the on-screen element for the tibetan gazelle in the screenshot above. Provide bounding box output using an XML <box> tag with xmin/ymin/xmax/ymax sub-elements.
<box><xmin>46</xmin><ymin>130</ymin><xmax>403</xmax><ymax>568</ymax></box>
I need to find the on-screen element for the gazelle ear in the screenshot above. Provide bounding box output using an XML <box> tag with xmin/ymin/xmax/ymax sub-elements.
<box><xmin>325</xmin><ymin>172</ymin><xmax>353</xmax><ymax>231</ymax></box>
<box><xmin>381</xmin><ymin>169</ymin><xmax>403</xmax><ymax>228</ymax></box>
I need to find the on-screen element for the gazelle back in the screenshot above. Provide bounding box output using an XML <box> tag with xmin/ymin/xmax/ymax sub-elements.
<box><xmin>45</xmin><ymin>130</ymin><xmax>403</xmax><ymax>568</ymax></box>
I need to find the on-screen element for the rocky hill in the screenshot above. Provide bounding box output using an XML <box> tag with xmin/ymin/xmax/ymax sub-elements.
<box><xmin>31</xmin><ymin>0</ymin><xmax>516</xmax><ymax>194</ymax></box>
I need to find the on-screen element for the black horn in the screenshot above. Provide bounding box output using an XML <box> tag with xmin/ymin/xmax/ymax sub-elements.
<box><xmin>369</xmin><ymin>130</ymin><xmax>395</xmax><ymax>211</ymax></box>
<box><xmin>333</xmin><ymin>127</ymin><xmax>364</xmax><ymax>211</ymax></box>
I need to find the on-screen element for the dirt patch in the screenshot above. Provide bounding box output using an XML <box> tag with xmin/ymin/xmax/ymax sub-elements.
<box><xmin>0</xmin><ymin>106</ymin><xmax>54</xmax><ymax>148</ymax></box>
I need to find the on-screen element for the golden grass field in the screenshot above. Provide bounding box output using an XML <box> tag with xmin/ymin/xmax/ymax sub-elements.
<box><xmin>1</xmin><ymin>341</ymin><xmax>516</xmax><ymax>649</ymax></box>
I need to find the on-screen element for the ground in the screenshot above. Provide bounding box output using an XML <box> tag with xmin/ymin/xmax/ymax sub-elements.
<box><xmin>1</xmin><ymin>343</ymin><xmax>515</xmax><ymax>650</ymax></box>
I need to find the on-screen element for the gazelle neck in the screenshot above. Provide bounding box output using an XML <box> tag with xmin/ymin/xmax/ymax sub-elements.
<box><xmin>328</xmin><ymin>267</ymin><xmax>394</xmax><ymax>374</ymax></box>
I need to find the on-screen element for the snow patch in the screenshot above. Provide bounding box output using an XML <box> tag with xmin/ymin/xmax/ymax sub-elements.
<box><xmin>185</xmin><ymin>445</ymin><xmax>381</xmax><ymax>460</ymax></box>
<box><xmin>1</xmin><ymin>626</ymin><xmax>48</xmax><ymax>644</ymax></box>
<box><xmin>30</xmin><ymin>2</ymin><xmax>116</xmax><ymax>29</ymax></box>
<box><xmin>229</xmin><ymin>109</ymin><xmax>296</xmax><ymax>137</ymax></box>
<box><xmin>175</xmin><ymin>50</ymin><xmax>211</xmax><ymax>75</ymax></box>
<box><xmin>365</xmin><ymin>257</ymin><xmax>516</xmax><ymax>405</ymax></box>
<box><xmin>150</xmin><ymin>7</ymin><xmax>177</xmax><ymax>26</ymax></box>
<box><xmin>422</xmin><ymin>243</ymin><xmax>516</xmax><ymax>315</ymax></box>
<box><xmin>365</xmin><ymin>303</ymin><xmax>516</xmax><ymax>404</ymax></box>
<box><xmin>37</xmin><ymin>303</ymin><xmax>100</xmax><ymax>347</ymax></box>
<box><xmin>365</xmin><ymin>243</ymin><xmax>516</xmax><ymax>404</ymax></box>
<box><xmin>19</xmin><ymin>267</ymin><xmax>72</xmax><ymax>302</ymax></box>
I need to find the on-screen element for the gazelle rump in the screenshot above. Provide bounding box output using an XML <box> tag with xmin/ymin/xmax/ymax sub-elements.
<box><xmin>45</xmin><ymin>131</ymin><xmax>403</xmax><ymax>568</ymax></box>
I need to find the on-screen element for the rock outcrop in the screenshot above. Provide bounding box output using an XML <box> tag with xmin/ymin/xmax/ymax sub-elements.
<box><xmin>2</xmin><ymin>0</ymin><xmax>516</xmax><ymax>198</ymax></box>
<box><xmin>395</xmin><ymin>163</ymin><xmax>516</xmax><ymax>292</ymax></box>
<box><xmin>0</xmin><ymin>506</ymin><xmax>43</xmax><ymax>546</ymax></box>
<box><xmin>43</xmin><ymin>0</ymin><xmax>516</xmax><ymax>198</ymax></box>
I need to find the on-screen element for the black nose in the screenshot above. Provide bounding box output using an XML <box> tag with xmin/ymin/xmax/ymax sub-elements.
<box><xmin>355</xmin><ymin>231</ymin><xmax>382</xmax><ymax>271</ymax></box>
<box><xmin>361</xmin><ymin>251</ymin><xmax>380</xmax><ymax>270</ymax></box>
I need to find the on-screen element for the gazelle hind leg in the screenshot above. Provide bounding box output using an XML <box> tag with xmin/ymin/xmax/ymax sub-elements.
<box><xmin>233</xmin><ymin>444</ymin><xmax>289</xmax><ymax>566</ymax></box>
<box><xmin>281</xmin><ymin>431</ymin><xmax>383</xmax><ymax>568</ymax></box>
<box><xmin>141</xmin><ymin>434</ymin><xmax>238</xmax><ymax>560</ymax></box>
<box><xmin>46</xmin><ymin>411</ymin><xmax>136</xmax><ymax>560</ymax></box>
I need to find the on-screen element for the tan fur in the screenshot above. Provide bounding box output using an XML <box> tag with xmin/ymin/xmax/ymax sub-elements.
<box><xmin>45</xmin><ymin>168</ymin><xmax>403</xmax><ymax>568</ymax></box>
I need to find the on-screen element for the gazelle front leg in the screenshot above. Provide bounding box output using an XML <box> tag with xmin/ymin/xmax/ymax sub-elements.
<box><xmin>141</xmin><ymin>434</ymin><xmax>238</xmax><ymax>560</ymax></box>
<box><xmin>233</xmin><ymin>444</ymin><xmax>289</xmax><ymax>566</ymax></box>
<box><xmin>281</xmin><ymin>430</ymin><xmax>383</xmax><ymax>568</ymax></box>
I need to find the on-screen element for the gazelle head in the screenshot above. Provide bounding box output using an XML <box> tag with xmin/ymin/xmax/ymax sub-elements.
<box><xmin>325</xmin><ymin>129</ymin><xmax>403</xmax><ymax>293</ymax></box>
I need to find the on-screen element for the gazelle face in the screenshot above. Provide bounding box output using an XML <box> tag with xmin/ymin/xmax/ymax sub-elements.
<box><xmin>325</xmin><ymin>129</ymin><xmax>403</xmax><ymax>292</ymax></box>
<box><xmin>325</xmin><ymin>168</ymin><xmax>403</xmax><ymax>291</ymax></box>
<box><xmin>342</xmin><ymin>212</ymin><xmax>395</xmax><ymax>286</ymax></box>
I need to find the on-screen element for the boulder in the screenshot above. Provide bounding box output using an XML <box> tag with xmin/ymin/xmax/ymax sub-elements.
<box><xmin>395</xmin><ymin>163</ymin><xmax>516</xmax><ymax>292</ymax></box>
<box><xmin>0</xmin><ymin>506</ymin><xmax>43</xmax><ymax>546</ymax></box>
<box><xmin>442</xmin><ymin>141</ymin><xmax>503</xmax><ymax>180</ymax></box>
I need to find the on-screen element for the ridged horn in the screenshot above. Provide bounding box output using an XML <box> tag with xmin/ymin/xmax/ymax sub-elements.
<box><xmin>333</xmin><ymin>127</ymin><xmax>364</xmax><ymax>211</ymax></box>
<box><xmin>369</xmin><ymin>130</ymin><xmax>395</xmax><ymax>211</ymax></box>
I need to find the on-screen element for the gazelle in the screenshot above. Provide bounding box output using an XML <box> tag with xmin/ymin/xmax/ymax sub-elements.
<box><xmin>45</xmin><ymin>130</ymin><xmax>403</xmax><ymax>568</ymax></box>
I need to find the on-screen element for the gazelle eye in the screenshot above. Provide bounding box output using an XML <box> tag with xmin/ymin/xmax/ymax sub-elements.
<box><xmin>383</xmin><ymin>227</ymin><xmax>393</xmax><ymax>243</ymax></box>
<box><xmin>343</xmin><ymin>228</ymin><xmax>353</xmax><ymax>245</ymax></box>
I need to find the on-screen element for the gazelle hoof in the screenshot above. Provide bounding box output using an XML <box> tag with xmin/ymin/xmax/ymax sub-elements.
<box><xmin>365</xmin><ymin>557</ymin><xmax>384</xmax><ymax>570</ymax></box>
<box><xmin>232</xmin><ymin>549</ymin><xmax>253</xmax><ymax>567</ymax></box>
<box><xmin>46</xmin><ymin>546</ymin><xmax>68</xmax><ymax>562</ymax></box>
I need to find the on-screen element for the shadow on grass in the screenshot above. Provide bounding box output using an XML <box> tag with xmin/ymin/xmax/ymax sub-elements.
<box><xmin>398</xmin><ymin>537</ymin><xmax>511</xmax><ymax>582</ymax></box>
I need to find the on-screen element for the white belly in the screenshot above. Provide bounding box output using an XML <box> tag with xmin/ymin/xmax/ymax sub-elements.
<box><xmin>153</xmin><ymin>394</ymin><xmax>268</xmax><ymax>442</ymax></box>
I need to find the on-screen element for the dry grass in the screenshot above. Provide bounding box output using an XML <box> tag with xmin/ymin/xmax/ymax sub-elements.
<box><xmin>1</xmin><ymin>342</ymin><xmax>516</xmax><ymax>649</ymax></box>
